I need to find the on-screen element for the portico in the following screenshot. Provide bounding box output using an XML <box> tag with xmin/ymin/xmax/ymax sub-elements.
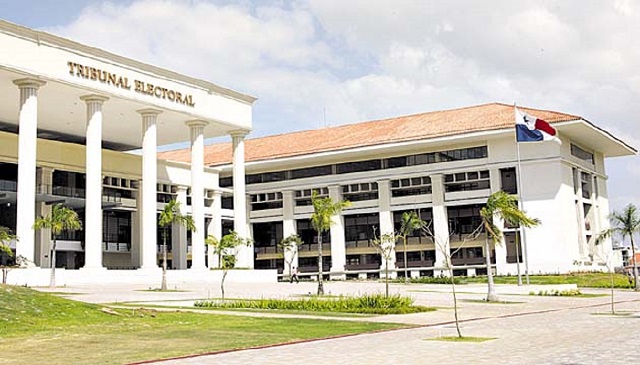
<box><xmin>0</xmin><ymin>19</ymin><xmax>255</xmax><ymax>280</ymax></box>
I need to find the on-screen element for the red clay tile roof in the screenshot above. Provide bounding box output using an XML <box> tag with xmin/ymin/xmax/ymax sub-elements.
<box><xmin>158</xmin><ymin>102</ymin><xmax>580</xmax><ymax>166</ymax></box>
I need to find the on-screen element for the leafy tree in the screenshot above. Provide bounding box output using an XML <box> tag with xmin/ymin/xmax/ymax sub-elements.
<box><xmin>310</xmin><ymin>190</ymin><xmax>350</xmax><ymax>295</ymax></box>
<box><xmin>158</xmin><ymin>200</ymin><xmax>196</xmax><ymax>291</ymax></box>
<box><xmin>1</xmin><ymin>226</ymin><xmax>18</xmax><ymax>284</ymax></box>
<box><xmin>480</xmin><ymin>191</ymin><xmax>540</xmax><ymax>301</ymax></box>
<box><xmin>371</xmin><ymin>227</ymin><xmax>397</xmax><ymax>298</ymax></box>
<box><xmin>279</xmin><ymin>234</ymin><xmax>302</xmax><ymax>280</ymax></box>
<box><xmin>206</xmin><ymin>231</ymin><xmax>251</xmax><ymax>300</ymax></box>
<box><xmin>398</xmin><ymin>211</ymin><xmax>427</xmax><ymax>283</ymax></box>
<box><xmin>596</xmin><ymin>204</ymin><xmax>640</xmax><ymax>291</ymax></box>
<box><xmin>33</xmin><ymin>204</ymin><xmax>82</xmax><ymax>288</ymax></box>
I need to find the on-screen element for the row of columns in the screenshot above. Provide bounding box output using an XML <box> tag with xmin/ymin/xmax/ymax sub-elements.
<box><xmin>277</xmin><ymin>171</ymin><xmax>514</xmax><ymax>277</ymax></box>
<box><xmin>13</xmin><ymin>77</ymin><xmax>248</xmax><ymax>271</ymax></box>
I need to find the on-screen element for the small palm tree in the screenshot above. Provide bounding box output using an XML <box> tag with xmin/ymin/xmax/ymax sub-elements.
<box><xmin>310</xmin><ymin>190</ymin><xmax>350</xmax><ymax>295</ymax></box>
<box><xmin>398</xmin><ymin>211</ymin><xmax>426</xmax><ymax>283</ymax></box>
<box><xmin>0</xmin><ymin>226</ymin><xmax>15</xmax><ymax>258</ymax></box>
<box><xmin>596</xmin><ymin>204</ymin><xmax>640</xmax><ymax>291</ymax></box>
<box><xmin>481</xmin><ymin>191</ymin><xmax>540</xmax><ymax>301</ymax></box>
<box><xmin>206</xmin><ymin>231</ymin><xmax>251</xmax><ymax>300</ymax></box>
<box><xmin>158</xmin><ymin>200</ymin><xmax>195</xmax><ymax>291</ymax></box>
<box><xmin>33</xmin><ymin>204</ymin><xmax>82</xmax><ymax>288</ymax></box>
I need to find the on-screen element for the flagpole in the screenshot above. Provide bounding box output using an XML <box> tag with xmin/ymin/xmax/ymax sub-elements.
<box><xmin>514</xmin><ymin>105</ymin><xmax>531</xmax><ymax>285</ymax></box>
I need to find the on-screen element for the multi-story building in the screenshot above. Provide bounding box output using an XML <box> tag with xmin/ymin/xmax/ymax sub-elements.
<box><xmin>160</xmin><ymin>103</ymin><xmax>636</xmax><ymax>278</ymax></box>
<box><xmin>0</xmin><ymin>20</ymin><xmax>255</xmax><ymax>285</ymax></box>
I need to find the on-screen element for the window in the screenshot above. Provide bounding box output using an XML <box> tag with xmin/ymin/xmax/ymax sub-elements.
<box><xmin>444</xmin><ymin>170</ymin><xmax>490</xmax><ymax>192</ymax></box>
<box><xmin>344</xmin><ymin>213</ymin><xmax>379</xmax><ymax>244</ymax></box>
<box><xmin>295</xmin><ymin>187</ymin><xmax>329</xmax><ymax>206</ymax></box>
<box><xmin>253</xmin><ymin>222</ymin><xmax>283</xmax><ymax>249</ymax></box>
<box><xmin>581</xmin><ymin>172</ymin><xmax>592</xmax><ymax>199</ymax></box>
<box><xmin>448</xmin><ymin>205</ymin><xmax>483</xmax><ymax>237</ymax></box>
<box><xmin>219</xmin><ymin>176</ymin><xmax>233</xmax><ymax>188</ymax></box>
<box><xmin>571</xmin><ymin>144</ymin><xmax>594</xmax><ymax>164</ymax></box>
<box><xmin>297</xmin><ymin>219</ymin><xmax>330</xmax><ymax>244</ymax></box>
<box><xmin>246</xmin><ymin>171</ymin><xmax>287</xmax><ymax>185</ymax></box>
<box><xmin>342</xmin><ymin>182</ymin><xmax>378</xmax><ymax>202</ymax></box>
<box><xmin>250</xmin><ymin>192</ymin><xmax>283</xmax><ymax>210</ymax></box>
<box><xmin>391</xmin><ymin>176</ymin><xmax>432</xmax><ymax>197</ymax></box>
<box><xmin>393</xmin><ymin>208</ymin><xmax>433</xmax><ymax>241</ymax></box>
<box><xmin>336</xmin><ymin>159</ymin><xmax>381</xmax><ymax>174</ymax></box>
<box><xmin>221</xmin><ymin>196</ymin><xmax>234</xmax><ymax>209</ymax></box>
<box><xmin>291</xmin><ymin>165</ymin><xmax>333</xmax><ymax>179</ymax></box>
<box><xmin>500</xmin><ymin>168</ymin><xmax>517</xmax><ymax>194</ymax></box>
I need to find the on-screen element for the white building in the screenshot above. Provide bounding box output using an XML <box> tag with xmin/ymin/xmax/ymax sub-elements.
<box><xmin>0</xmin><ymin>20</ymin><xmax>261</xmax><ymax>285</ymax></box>
<box><xmin>160</xmin><ymin>103</ymin><xmax>636</xmax><ymax>279</ymax></box>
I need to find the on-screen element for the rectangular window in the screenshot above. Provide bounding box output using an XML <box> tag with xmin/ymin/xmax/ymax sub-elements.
<box><xmin>344</xmin><ymin>213</ymin><xmax>379</xmax><ymax>245</ymax></box>
<box><xmin>571</xmin><ymin>144</ymin><xmax>595</xmax><ymax>164</ymax></box>
<box><xmin>291</xmin><ymin>165</ymin><xmax>333</xmax><ymax>179</ymax></box>
<box><xmin>250</xmin><ymin>192</ymin><xmax>283</xmax><ymax>210</ymax></box>
<box><xmin>342</xmin><ymin>182</ymin><xmax>379</xmax><ymax>202</ymax></box>
<box><xmin>219</xmin><ymin>176</ymin><xmax>233</xmax><ymax>188</ymax></box>
<box><xmin>294</xmin><ymin>187</ymin><xmax>329</xmax><ymax>206</ymax></box>
<box><xmin>391</xmin><ymin>176</ymin><xmax>432</xmax><ymax>197</ymax></box>
<box><xmin>444</xmin><ymin>170</ymin><xmax>491</xmax><ymax>192</ymax></box>
<box><xmin>336</xmin><ymin>159</ymin><xmax>382</xmax><ymax>174</ymax></box>
<box><xmin>448</xmin><ymin>205</ymin><xmax>483</xmax><ymax>238</ymax></box>
<box><xmin>500</xmin><ymin>167</ymin><xmax>517</xmax><ymax>194</ymax></box>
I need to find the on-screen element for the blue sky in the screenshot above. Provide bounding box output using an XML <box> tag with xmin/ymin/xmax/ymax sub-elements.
<box><xmin>2</xmin><ymin>0</ymin><xmax>640</xmax><ymax>214</ymax></box>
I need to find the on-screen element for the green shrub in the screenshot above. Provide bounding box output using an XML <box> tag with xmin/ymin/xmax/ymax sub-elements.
<box><xmin>530</xmin><ymin>289</ymin><xmax>582</xmax><ymax>296</ymax></box>
<box><xmin>393</xmin><ymin>276</ymin><xmax>461</xmax><ymax>285</ymax></box>
<box><xmin>194</xmin><ymin>293</ymin><xmax>435</xmax><ymax>315</ymax></box>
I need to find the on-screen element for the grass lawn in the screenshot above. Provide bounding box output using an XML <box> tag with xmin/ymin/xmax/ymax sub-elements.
<box><xmin>458</xmin><ymin>272</ymin><xmax>631</xmax><ymax>288</ymax></box>
<box><xmin>0</xmin><ymin>285</ymin><xmax>409</xmax><ymax>365</ymax></box>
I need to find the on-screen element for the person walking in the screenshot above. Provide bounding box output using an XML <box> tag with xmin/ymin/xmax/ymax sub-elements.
<box><xmin>290</xmin><ymin>266</ymin><xmax>299</xmax><ymax>284</ymax></box>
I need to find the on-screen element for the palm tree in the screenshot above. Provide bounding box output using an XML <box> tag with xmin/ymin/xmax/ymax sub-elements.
<box><xmin>0</xmin><ymin>226</ymin><xmax>15</xmax><ymax>258</ymax></box>
<box><xmin>158</xmin><ymin>200</ymin><xmax>195</xmax><ymax>291</ymax></box>
<box><xmin>398</xmin><ymin>211</ymin><xmax>426</xmax><ymax>283</ymax></box>
<box><xmin>596</xmin><ymin>204</ymin><xmax>640</xmax><ymax>291</ymax></box>
<box><xmin>33</xmin><ymin>204</ymin><xmax>82</xmax><ymax>288</ymax></box>
<box><xmin>481</xmin><ymin>191</ymin><xmax>540</xmax><ymax>301</ymax></box>
<box><xmin>310</xmin><ymin>190</ymin><xmax>350</xmax><ymax>295</ymax></box>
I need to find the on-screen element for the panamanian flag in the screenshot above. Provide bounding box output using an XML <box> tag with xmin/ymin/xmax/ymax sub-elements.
<box><xmin>515</xmin><ymin>107</ymin><xmax>560</xmax><ymax>143</ymax></box>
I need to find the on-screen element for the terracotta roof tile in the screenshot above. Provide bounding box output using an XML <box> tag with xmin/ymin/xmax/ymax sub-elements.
<box><xmin>158</xmin><ymin>102</ymin><xmax>580</xmax><ymax>166</ymax></box>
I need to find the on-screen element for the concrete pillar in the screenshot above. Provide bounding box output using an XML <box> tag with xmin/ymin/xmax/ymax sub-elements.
<box><xmin>231</xmin><ymin>130</ymin><xmax>252</xmax><ymax>268</ymax></box>
<box><xmin>431</xmin><ymin>174</ymin><xmax>450</xmax><ymax>276</ymax></box>
<box><xmin>329</xmin><ymin>185</ymin><xmax>346</xmax><ymax>279</ymax></box>
<box><xmin>490</xmin><ymin>168</ymin><xmax>508</xmax><ymax>274</ymax></box>
<box><xmin>139</xmin><ymin>109</ymin><xmax>162</xmax><ymax>270</ymax></box>
<box><xmin>186</xmin><ymin>120</ymin><xmax>209</xmax><ymax>270</ymax></box>
<box><xmin>14</xmin><ymin>78</ymin><xmax>45</xmax><ymax>265</ymax></box>
<box><xmin>81</xmin><ymin>94</ymin><xmax>108</xmax><ymax>269</ymax></box>
<box><xmin>377</xmin><ymin>180</ymin><xmax>396</xmax><ymax>278</ymax></box>
<box><xmin>35</xmin><ymin>167</ymin><xmax>54</xmax><ymax>267</ymax></box>
<box><xmin>282</xmin><ymin>190</ymin><xmax>298</xmax><ymax>276</ymax></box>
<box><xmin>172</xmin><ymin>186</ymin><xmax>188</xmax><ymax>269</ymax></box>
<box><xmin>208</xmin><ymin>191</ymin><xmax>223</xmax><ymax>268</ymax></box>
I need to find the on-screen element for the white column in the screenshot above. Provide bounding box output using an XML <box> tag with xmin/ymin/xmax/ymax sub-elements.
<box><xmin>282</xmin><ymin>190</ymin><xmax>297</xmax><ymax>275</ymax></box>
<box><xmin>172</xmin><ymin>186</ymin><xmax>188</xmax><ymax>269</ymax></box>
<box><xmin>139</xmin><ymin>109</ymin><xmax>162</xmax><ymax>270</ymax></box>
<box><xmin>208</xmin><ymin>191</ymin><xmax>223</xmax><ymax>268</ymax></box>
<box><xmin>431</xmin><ymin>174</ymin><xmax>450</xmax><ymax>276</ymax></box>
<box><xmin>81</xmin><ymin>95</ymin><xmax>108</xmax><ymax>269</ymax></box>
<box><xmin>490</xmin><ymin>168</ymin><xmax>508</xmax><ymax>274</ymax></box>
<box><xmin>377</xmin><ymin>180</ymin><xmax>396</xmax><ymax>278</ymax></box>
<box><xmin>329</xmin><ymin>185</ymin><xmax>346</xmax><ymax>279</ymax></box>
<box><xmin>231</xmin><ymin>130</ymin><xmax>252</xmax><ymax>268</ymax></box>
<box><xmin>186</xmin><ymin>120</ymin><xmax>209</xmax><ymax>270</ymax></box>
<box><xmin>14</xmin><ymin>78</ymin><xmax>45</xmax><ymax>265</ymax></box>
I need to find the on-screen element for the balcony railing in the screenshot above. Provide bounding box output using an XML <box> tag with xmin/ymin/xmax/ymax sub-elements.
<box><xmin>0</xmin><ymin>179</ymin><xmax>17</xmax><ymax>192</ymax></box>
<box><xmin>395</xmin><ymin>259</ymin><xmax>434</xmax><ymax>268</ymax></box>
<box><xmin>103</xmin><ymin>242</ymin><xmax>130</xmax><ymax>252</ymax></box>
<box><xmin>344</xmin><ymin>263</ymin><xmax>380</xmax><ymax>271</ymax></box>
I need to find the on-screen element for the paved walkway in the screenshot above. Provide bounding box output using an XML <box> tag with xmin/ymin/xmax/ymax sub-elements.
<box><xmin>38</xmin><ymin>280</ymin><xmax>640</xmax><ymax>364</ymax></box>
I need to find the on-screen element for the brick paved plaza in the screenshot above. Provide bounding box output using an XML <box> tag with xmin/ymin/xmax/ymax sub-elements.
<box><xmin>43</xmin><ymin>280</ymin><xmax>640</xmax><ymax>365</ymax></box>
